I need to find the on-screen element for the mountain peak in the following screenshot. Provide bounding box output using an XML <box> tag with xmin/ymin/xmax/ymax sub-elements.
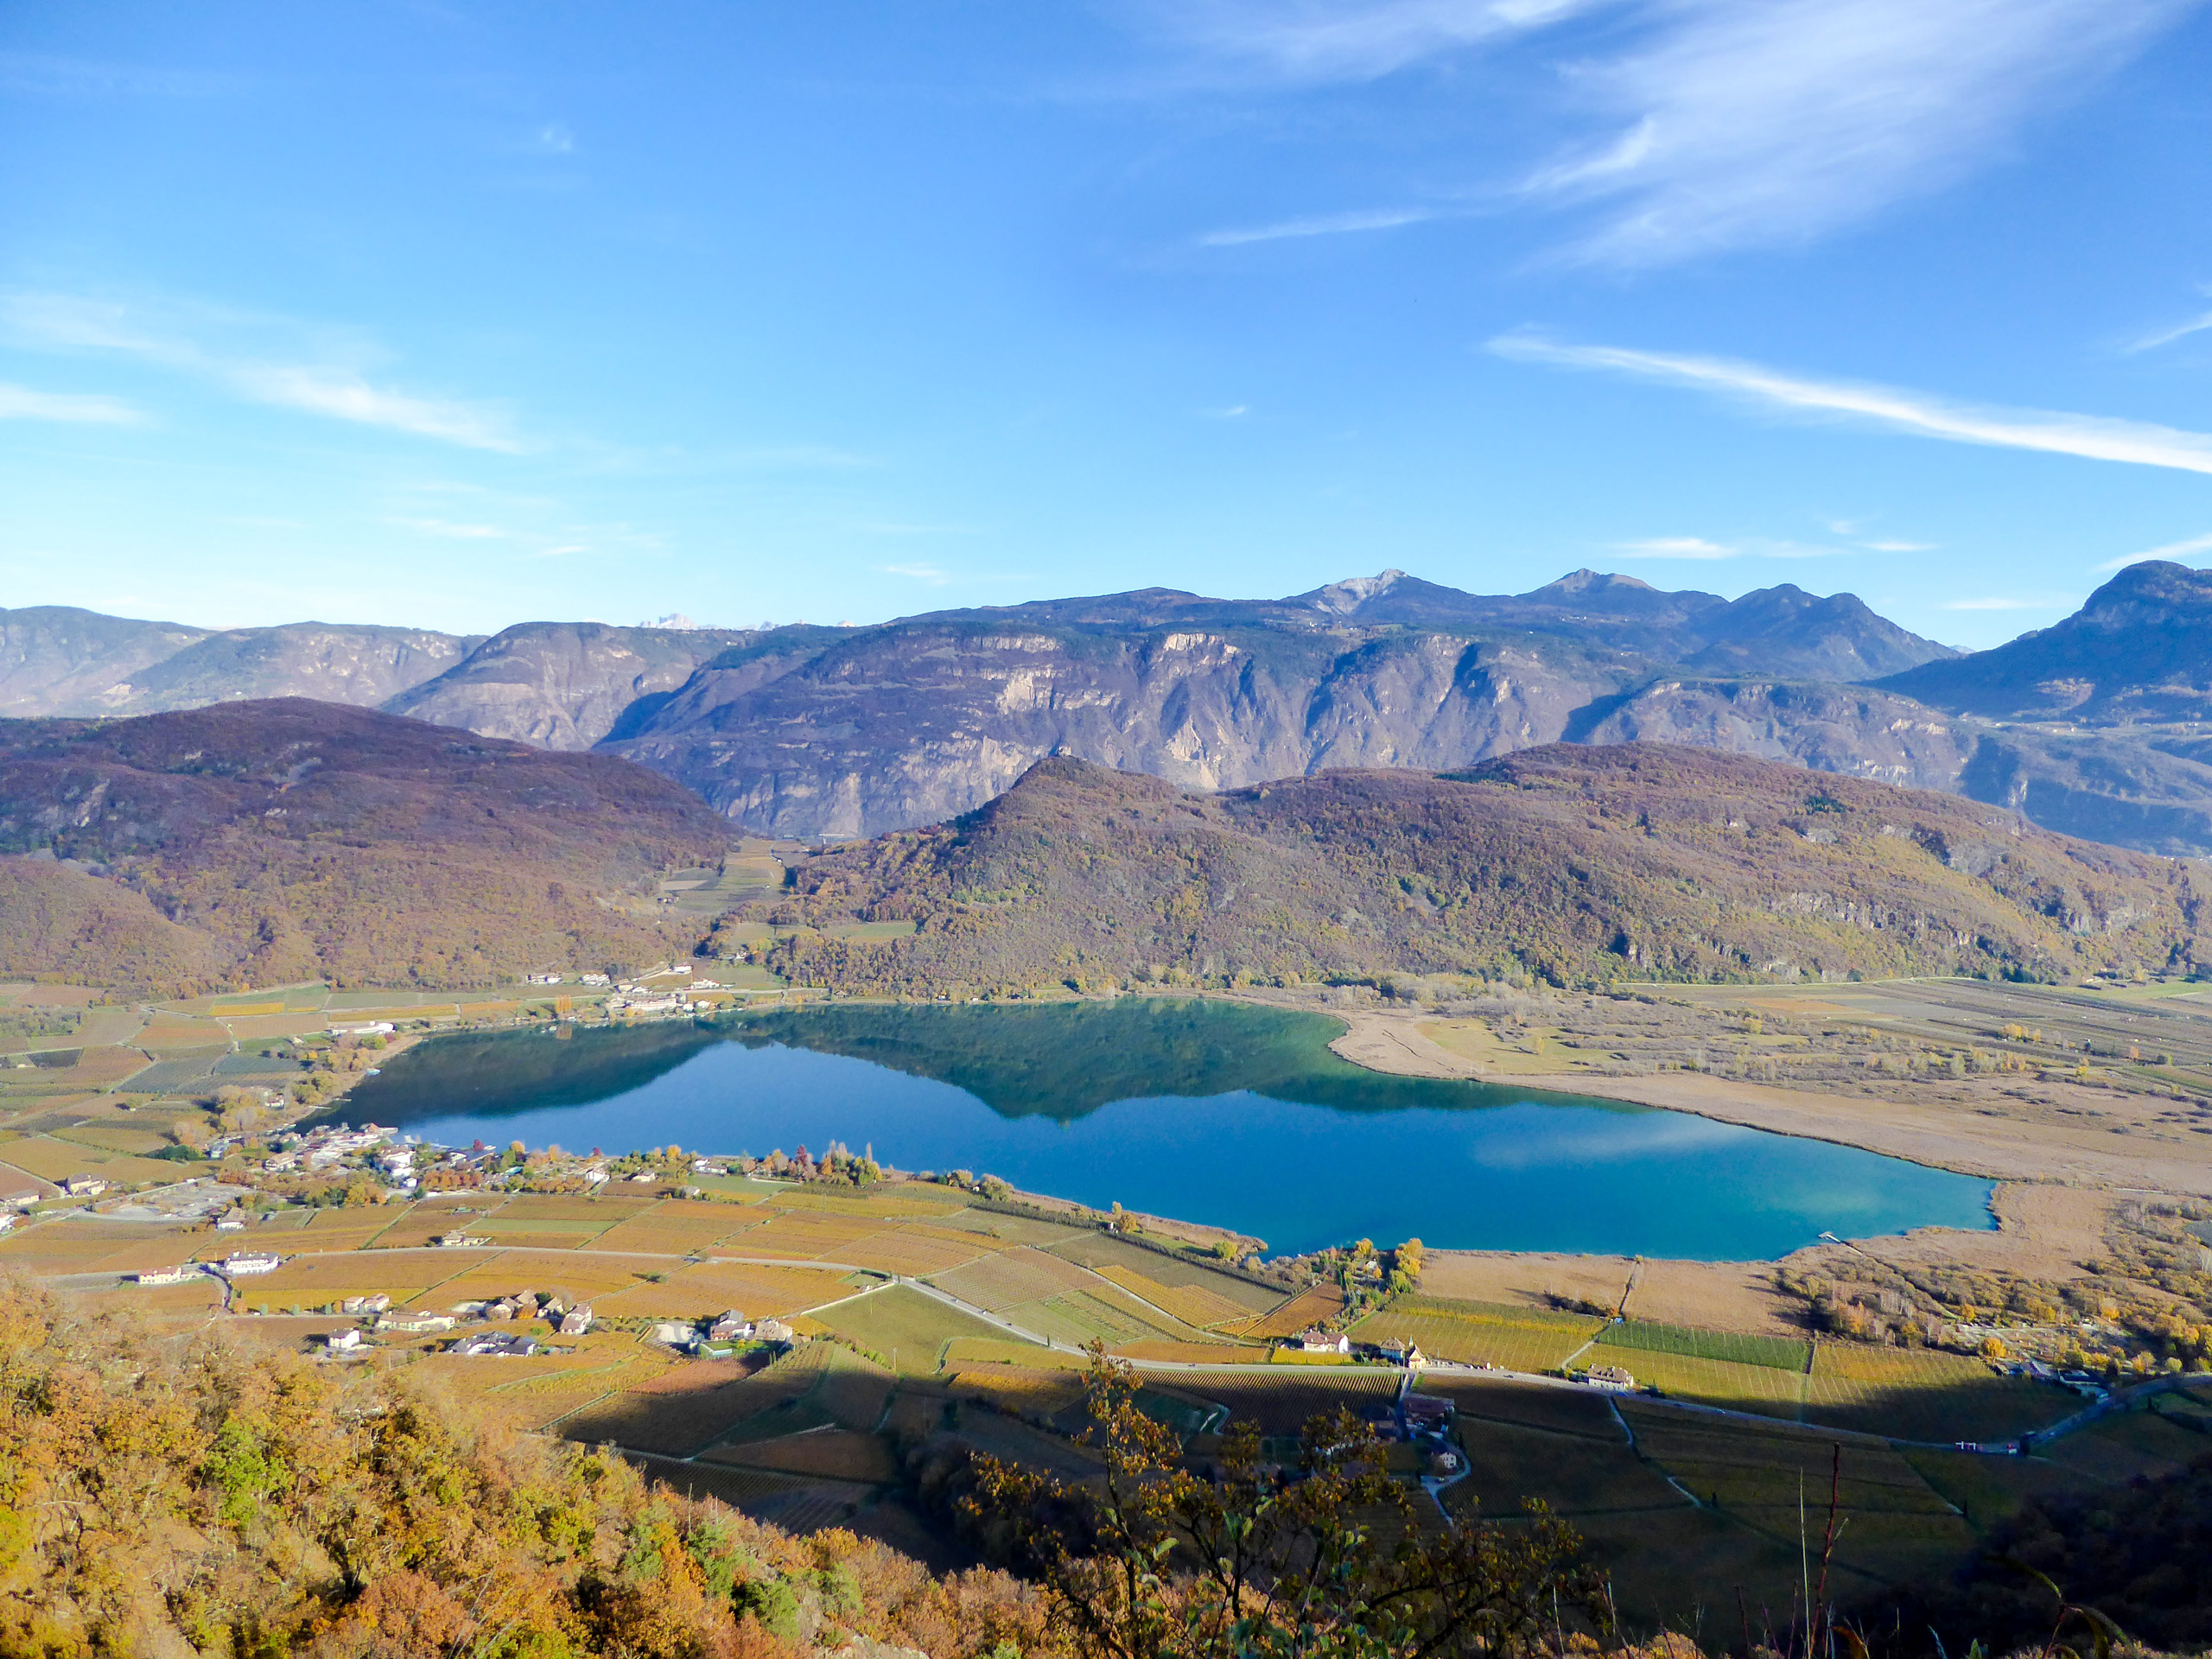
<box><xmin>1534</xmin><ymin>569</ymin><xmax>1657</xmax><ymax>598</ymax></box>
<box><xmin>1301</xmin><ymin>569</ymin><xmax>1408</xmax><ymax>615</ymax></box>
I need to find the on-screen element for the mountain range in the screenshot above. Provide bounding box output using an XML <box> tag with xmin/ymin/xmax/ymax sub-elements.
<box><xmin>8</xmin><ymin>562</ymin><xmax>2212</xmax><ymax>856</ymax></box>
<box><xmin>756</xmin><ymin>747</ymin><xmax>2202</xmax><ymax>997</ymax></box>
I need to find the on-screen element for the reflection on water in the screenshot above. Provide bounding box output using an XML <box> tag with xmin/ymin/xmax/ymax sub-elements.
<box><xmin>329</xmin><ymin>998</ymin><xmax>1995</xmax><ymax>1259</ymax></box>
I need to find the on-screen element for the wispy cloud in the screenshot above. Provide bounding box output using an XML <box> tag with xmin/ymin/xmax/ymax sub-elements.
<box><xmin>0</xmin><ymin>383</ymin><xmax>142</xmax><ymax>423</ymax></box>
<box><xmin>2091</xmin><ymin>531</ymin><xmax>2212</xmax><ymax>573</ymax></box>
<box><xmin>878</xmin><ymin>563</ymin><xmax>953</xmax><ymax>584</ymax></box>
<box><xmin>1149</xmin><ymin>0</ymin><xmax>1594</xmax><ymax>85</ymax></box>
<box><xmin>1147</xmin><ymin>0</ymin><xmax>2201</xmax><ymax>264</ymax></box>
<box><xmin>1198</xmin><ymin>206</ymin><xmax>1442</xmax><ymax>246</ymax></box>
<box><xmin>532</xmin><ymin>123</ymin><xmax>577</xmax><ymax>156</ymax></box>
<box><xmin>0</xmin><ymin>291</ymin><xmax>524</xmax><ymax>452</ymax></box>
<box><xmin>388</xmin><ymin>517</ymin><xmax>509</xmax><ymax>540</ymax></box>
<box><xmin>1860</xmin><ymin>538</ymin><xmax>1933</xmax><ymax>553</ymax></box>
<box><xmin>1611</xmin><ymin>534</ymin><xmax>1841</xmax><ymax>561</ymax></box>
<box><xmin>1525</xmin><ymin>0</ymin><xmax>2198</xmax><ymax>265</ymax></box>
<box><xmin>2125</xmin><ymin>304</ymin><xmax>2212</xmax><ymax>354</ymax></box>
<box><xmin>1492</xmin><ymin>332</ymin><xmax>2212</xmax><ymax>476</ymax></box>
<box><xmin>0</xmin><ymin>51</ymin><xmax>240</xmax><ymax>97</ymax></box>
<box><xmin>1612</xmin><ymin>536</ymin><xmax>1733</xmax><ymax>559</ymax></box>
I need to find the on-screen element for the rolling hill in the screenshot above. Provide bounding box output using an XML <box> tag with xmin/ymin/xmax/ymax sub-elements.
<box><xmin>0</xmin><ymin>699</ymin><xmax>733</xmax><ymax>994</ymax></box>
<box><xmin>752</xmin><ymin>747</ymin><xmax>2204</xmax><ymax>997</ymax></box>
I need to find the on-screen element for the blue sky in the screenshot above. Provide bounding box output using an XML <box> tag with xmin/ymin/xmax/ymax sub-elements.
<box><xmin>3</xmin><ymin>1</ymin><xmax>2211</xmax><ymax>646</ymax></box>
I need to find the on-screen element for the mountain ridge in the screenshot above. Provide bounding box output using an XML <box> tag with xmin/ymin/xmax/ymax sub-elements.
<box><xmin>750</xmin><ymin>747</ymin><xmax>2204</xmax><ymax>999</ymax></box>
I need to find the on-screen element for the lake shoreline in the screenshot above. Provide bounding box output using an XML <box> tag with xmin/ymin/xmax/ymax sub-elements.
<box><xmin>1310</xmin><ymin>1001</ymin><xmax>2212</xmax><ymax>1198</ymax></box>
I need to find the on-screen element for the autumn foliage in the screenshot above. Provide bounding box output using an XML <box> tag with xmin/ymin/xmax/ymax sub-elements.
<box><xmin>0</xmin><ymin>1281</ymin><xmax>1051</xmax><ymax>1658</ymax></box>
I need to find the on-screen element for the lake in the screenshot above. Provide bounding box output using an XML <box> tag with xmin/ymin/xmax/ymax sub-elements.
<box><xmin>328</xmin><ymin>999</ymin><xmax>1994</xmax><ymax>1259</ymax></box>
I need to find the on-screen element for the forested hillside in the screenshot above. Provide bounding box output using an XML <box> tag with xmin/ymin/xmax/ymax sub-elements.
<box><xmin>0</xmin><ymin>699</ymin><xmax>732</xmax><ymax>994</ymax></box>
<box><xmin>755</xmin><ymin>747</ymin><xmax>2204</xmax><ymax>995</ymax></box>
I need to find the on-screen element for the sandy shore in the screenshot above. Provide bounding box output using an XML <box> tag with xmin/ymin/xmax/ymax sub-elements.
<box><xmin>1327</xmin><ymin>1007</ymin><xmax>2212</xmax><ymax>1197</ymax></box>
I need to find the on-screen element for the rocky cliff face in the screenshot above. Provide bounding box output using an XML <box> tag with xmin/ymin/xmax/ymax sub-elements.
<box><xmin>603</xmin><ymin>623</ymin><xmax>1657</xmax><ymax>837</ymax></box>
<box><xmin>597</xmin><ymin>570</ymin><xmax>1963</xmax><ymax>839</ymax></box>
<box><xmin>384</xmin><ymin>621</ymin><xmax>755</xmax><ymax>749</ymax></box>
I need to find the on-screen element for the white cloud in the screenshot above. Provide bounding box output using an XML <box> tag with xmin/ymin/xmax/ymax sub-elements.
<box><xmin>2091</xmin><ymin>531</ymin><xmax>2212</xmax><ymax>573</ymax></box>
<box><xmin>879</xmin><ymin>563</ymin><xmax>953</xmax><ymax>584</ymax></box>
<box><xmin>1153</xmin><ymin>0</ymin><xmax>1595</xmax><ymax>84</ymax></box>
<box><xmin>0</xmin><ymin>291</ymin><xmax>523</xmax><ymax>452</ymax></box>
<box><xmin>1198</xmin><ymin>206</ymin><xmax>1441</xmax><ymax>246</ymax></box>
<box><xmin>1148</xmin><ymin>0</ymin><xmax>2202</xmax><ymax>264</ymax></box>
<box><xmin>2125</xmin><ymin>307</ymin><xmax>2212</xmax><ymax>353</ymax></box>
<box><xmin>1612</xmin><ymin>536</ymin><xmax>1734</xmax><ymax>559</ymax></box>
<box><xmin>0</xmin><ymin>383</ymin><xmax>141</xmax><ymax>423</ymax></box>
<box><xmin>1526</xmin><ymin>0</ymin><xmax>2199</xmax><ymax>265</ymax></box>
<box><xmin>389</xmin><ymin>517</ymin><xmax>509</xmax><ymax>540</ymax></box>
<box><xmin>1611</xmin><ymin>534</ymin><xmax>1841</xmax><ymax>561</ymax></box>
<box><xmin>533</xmin><ymin>123</ymin><xmax>576</xmax><ymax>155</ymax></box>
<box><xmin>1491</xmin><ymin>332</ymin><xmax>2212</xmax><ymax>476</ymax></box>
<box><xmin>1860</xmin><ymin>539</ymin><xmax>1933</xmax><ymax>553</ymax></box>
<box><xmin>231</xmin><ymin>363</ymin><xmax>520</xmax><ymax>451</ymax></box>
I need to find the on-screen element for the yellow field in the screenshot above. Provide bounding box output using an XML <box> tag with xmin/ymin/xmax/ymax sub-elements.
<box><xmin>593</xmin><ymin>1260</ymin><xmax>855</xmax><ymax>1319</ymax></box>
<box><xmin>245</xmin><ymin>1252</ymin><xmax>471</xmax><ymax>1304</ymax></box>
<box><xmin>496</xmin><ymin>1195</ymin><xmax>650</xmax><ymax>1224</ymax></box>
<box><xmin>0</xmin><ymin>1220</ymin><xmax>199</xmax><ymax>1274</ymax></box>
<box><xmin>589</xmin><ymin>1202</ymin><xmax>757</xmax><ymax>1255</ymax></box>
<box><xmin>0</xmin><ymin>1137</ymin><xmax>188</xmax><ymax>1186</ymax></box>
<box><xmin>1349</xmin><ymin>1308</ymin><xmax>1601</xmax><ymax>1374</ymax></box>
<box><xmin>1091</xmin><ymin>1263</ymin><xmax>1255</xmax><ymax>1329</ymax></box>
<box><xmin>1232</xmin><ymin>1285</ymin><xmax>1346</xmax><ymax>1340</ymax></box>
<box><xmin>722</xmin><ymin>1212</ymin><xmax>888</xmax><ymax>1259</ymax></box>
<box><xmin>289</xmin><ymin>1210</ymin><xmax>404</xmax><ymax>1249</ymax></box>
<box><xmin>941</xmin><ymin>1338</ymin><xmax>1089</xmax><ymax>1370</ymax></box>
<box><xmin>950</xmin><ymin>1366</ymin><xmax>1088</xmax><ymax>1415</ymax></box>
<box><xmin>1116</xmin><ymin>1339</ymin><xmax>1265</xmax><ymax>1364</ymax></box>
<box><xmin>836</xmin><ymin>1230</ymin><xmax>993</xmax><ymax>1276</ymax></box>
<box><xmin>1605</xmin><ymin>1350</ymin><xmax>1810</xmax><ymax>1414</ymax></box>
<box><xmin>768</xmin><ymin>1189</ymin><xmax>966</xmax><ymax>1220</ymax></box>
<box><xmin>431</xmin><ymin>1249</ymin><xmax>659</xmax><ymax>1300</ymax></box>
<box><xmin>931</xmin><ymin>1247</ymin><xmax>1095</xmax><ymax>1311</ymax></box>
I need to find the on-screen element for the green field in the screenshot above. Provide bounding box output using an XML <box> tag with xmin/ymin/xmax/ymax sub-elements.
<box><xmin>810</xmin><ymin>1285</ymin><xmax>1021</xmax><ymax>1372</ymax></box>
<box><xmin>1593</xmin><ymin>1319</ymin><xmax>1812</xmax><ymax>1372</ymax></box>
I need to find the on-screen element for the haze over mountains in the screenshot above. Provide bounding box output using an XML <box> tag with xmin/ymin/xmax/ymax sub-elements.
<box><xmin>7</xmin><ymin>563</ymin><xmax>2212</xmax><ymax>855</ymax></box>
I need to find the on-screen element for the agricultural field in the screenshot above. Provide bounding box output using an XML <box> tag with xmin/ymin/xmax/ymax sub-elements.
<box><xmin>810</xmin><ymin>1285</ymin><xmax>1011</xmax><ymax>1371</ymax></box>
<box><xmin>1350</xmin><ymin>1300</ymin><xmax>1605</xmax><ymax>1373</ymax></box>
<box><xmin>1592</xmin><ymin>1319</ymin><xmax>1812</xmax><ymax>1372</ymax></box>
<box><xmin>1802</xmin><ymin>1342</ymin><xmax>2072</xmax><ymax>1443</ymax></box>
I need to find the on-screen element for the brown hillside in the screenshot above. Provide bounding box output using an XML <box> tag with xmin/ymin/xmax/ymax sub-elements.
<box><xmin>760</xmin><ymin>745</ymin><xmax>2204</xmax><ymax>995</ymax></box>
<box><xmin>0</xmin><ymin>698</ymin><xmax>734</xmax><ymax>993</ymax></box>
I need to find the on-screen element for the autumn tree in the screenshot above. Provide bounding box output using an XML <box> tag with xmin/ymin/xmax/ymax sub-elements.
<box><xmin>967</xmin><ymin>1351</ymin><xmax>1609</xmax><ymax>1659</ymax></box>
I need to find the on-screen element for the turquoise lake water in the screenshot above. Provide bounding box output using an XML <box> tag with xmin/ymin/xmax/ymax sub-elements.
<box><xmin>330</xmin><ymin>999</ymin><xmax>1994</xmax><ymax>1259</ymax></box>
